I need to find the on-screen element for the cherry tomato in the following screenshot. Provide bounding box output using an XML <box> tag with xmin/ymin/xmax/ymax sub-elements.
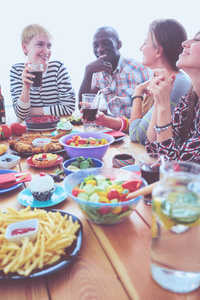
<box><xmin>72</xmin><ymin>135</ymin><xmax>79</xmax><ymax>142</ymax></box>
<box><xmin>0</xmin><ymin>125</ymin><xmax>12</xmax><ymax>139</ymax></box>
<box><xmin>66</xmin><ymin>139</ymin><xmax>73</xmax><ymax>145</ymax></box>
<box><xmin>122</xmin><ymin>180</ymin><xmax>142</xmax><ymax>192</ymax></box>
<box><xmin>72</xmin><ymin>188</ymin><xmax>86</xmax><ymax>197</ymax></box>
<box><xmin>10</xmin><ymin>122</ymin><xmax>26</xmax><ymax>136</ymax></box>
<box><xmin>107</xmin><ymin>189</ymin><xmax>120</xmax><ymax>201</ymax></box>
<box><xmin>78</xmin><ymin>138</ymin><xmax>87</xmax><ymax>145</ymax></box>
<box><xmin>98</xmin><ymin>206</ymin><xmax>110</xmax><ymax>215</ymax></box>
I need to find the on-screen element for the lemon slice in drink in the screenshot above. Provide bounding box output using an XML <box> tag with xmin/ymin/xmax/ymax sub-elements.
<box><xmin>66</xmin><ymin>165</ymin><xmax>80</xmax><ymax>172</ymax></box>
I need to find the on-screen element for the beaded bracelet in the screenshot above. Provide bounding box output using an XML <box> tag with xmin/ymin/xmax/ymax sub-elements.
<box><xmin>154</xmin><ymin>122</ymin><xmax>172</xmax><ymax>134</ymax></box>
<box><xmin>118</xmin><ymin>116</ymin><xmax>129</xmax><ymax>132</ymax></box>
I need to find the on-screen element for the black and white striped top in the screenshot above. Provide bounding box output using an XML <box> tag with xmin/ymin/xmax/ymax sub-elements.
<box><xmin>10</xmin><ymin>61</ymin><xmax>76</xmax><ymax>120</ymax></box>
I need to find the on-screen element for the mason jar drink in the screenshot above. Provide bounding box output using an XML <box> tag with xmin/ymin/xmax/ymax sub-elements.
<box><xmin>151</xmin><ymin>173</ymin><xmax>200</xmax><ymax>293</ymax></box>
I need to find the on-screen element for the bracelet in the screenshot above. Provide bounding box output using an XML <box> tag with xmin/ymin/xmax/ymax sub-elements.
<box><xmin>154</xmin><ymin>122</ymin><xmax>172</xmax><ymax>134</ymax></box>
<box><xmin>118</xmin><ymin>117</ymin><xmax>129</xmax><ymax>132</ymax></box>
<box><xmin>132</xmin><ymin>95</ymin><xmax>143</xmax><ymax>101</ymax></box>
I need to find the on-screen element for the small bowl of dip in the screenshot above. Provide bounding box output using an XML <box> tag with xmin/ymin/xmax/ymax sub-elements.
<box><xmin>5</xmin><ymin>219</ymin><xmax>39</xmax><ymax>245</ymax></box>
<box><xmin>32</xmin><ymin>138</ymin><xmax>51</xmax><ymax>148</ymax></box>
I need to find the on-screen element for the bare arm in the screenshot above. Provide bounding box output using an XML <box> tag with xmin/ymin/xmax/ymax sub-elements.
<box><xmin>130</xmin><ymin>80</ymin><xmax>151</xmax><ymax>124</ymax></box>
<box><xmin>147</xmin><ymin>69</ymin><xmax>175</xmax><ymax>143</ymax></box>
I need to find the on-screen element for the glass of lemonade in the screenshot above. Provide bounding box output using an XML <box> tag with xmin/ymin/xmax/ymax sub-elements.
<box><xmin>151</xmin><ymin>172</ymin><xmax>200</xmax><ymax>293</ymax></box>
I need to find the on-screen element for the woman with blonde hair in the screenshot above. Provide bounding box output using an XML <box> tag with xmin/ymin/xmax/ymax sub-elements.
<box><xmin>10</xmin><ymin>24</ymin><xmax>75</xmax><ymax>120</ymax></box>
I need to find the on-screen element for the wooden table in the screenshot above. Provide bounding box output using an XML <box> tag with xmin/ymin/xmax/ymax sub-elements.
<box><xmin>0</xmin><ymin>109</ymin><xmax>199</xmax><ymax>300</ymax></box>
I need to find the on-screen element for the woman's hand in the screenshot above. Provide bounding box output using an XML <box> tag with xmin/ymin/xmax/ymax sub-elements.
<box><xmin>134</xmin><ymin>79</ymin><xmax>152</xmax><ymax>97</ymax></box>
<box><xmin>147</xmin><ymin>68</ymin><xmax>176</xmax><ymax>109</ymax></box>
<box><xmin>21</xmin><ymin>62</ymin><xmax>35</xmax><ymax>89</ymax></box>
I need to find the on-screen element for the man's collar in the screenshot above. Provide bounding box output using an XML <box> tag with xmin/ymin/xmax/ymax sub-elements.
<box><xmin>113</xmin><ymin>55</ymin><xmax>123</xmax><ymax>74</ymax></box>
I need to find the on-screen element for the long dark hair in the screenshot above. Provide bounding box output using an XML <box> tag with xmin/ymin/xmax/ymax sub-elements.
<box><xmin>149</xmin><ymin>19</ymin><xmax>187</xmax><ymax>71</ymax></box>
<box><xmin>181</xmin><ymin>87</ymin><xmax>198</xmax><ymax>142</ymax></box>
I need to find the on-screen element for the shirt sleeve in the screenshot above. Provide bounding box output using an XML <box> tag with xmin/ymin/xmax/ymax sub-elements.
<box><xmin>145</xmin><ymin>96</ymin><xmax>200</xmax><ymax>163</ymax></box>
<box><xmin>48</xmin><ymin>63</ymin><xmax>76</xmax><ymax>116</ymax></box>
<box><xmin>129</xmin><ymin>107</ymin><xmax>153</xmax><ymax>145</ymax></box>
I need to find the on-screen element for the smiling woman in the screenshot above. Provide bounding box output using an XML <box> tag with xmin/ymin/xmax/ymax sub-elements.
<box><xmin>10</xmin><ymin>23</ymin><xmax>76</xmax><ymax>121</ymax></box>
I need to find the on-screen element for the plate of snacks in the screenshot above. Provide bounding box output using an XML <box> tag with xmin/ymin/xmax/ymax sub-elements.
<box><xmin>0</xmin><ymin>206</ymin><xmax>83</xmax><ymax>278</ymax></box>
<box><xmin>25</xmin><ymin>115</ymin><xmax>60</xmax><ymax>130</ymax></box>
<box><xmin>26</xmin><ymin>154</ymin><xmax>63</xmax><ymax>168</ymax></box>
<box><xmin>8</xmin><ymin>134</ymin><xmax>64</xmax><ymax>156</ymax></box>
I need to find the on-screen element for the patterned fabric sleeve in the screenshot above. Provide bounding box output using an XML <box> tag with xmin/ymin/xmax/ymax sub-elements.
<box><xmin>145</xmin><ymin>95</ymin><xmax>200</xmax><ymax>163</ymax></box>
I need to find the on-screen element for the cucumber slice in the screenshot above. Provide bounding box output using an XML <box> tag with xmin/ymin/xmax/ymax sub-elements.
<box><xmin>77</xmin><ymin>192</ymin><xmax>89</xmax><ymax>201</ymax></box>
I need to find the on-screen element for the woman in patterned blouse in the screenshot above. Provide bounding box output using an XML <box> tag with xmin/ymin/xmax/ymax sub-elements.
<box><xmin>10</xmin><ymin>24</ymin><xmax>75</xmax><ymax>120</ymax></box>
<box><xmin>146</xmin><ymin>31</ymin><xmax>200</xmax><ymax>163</ymax></box>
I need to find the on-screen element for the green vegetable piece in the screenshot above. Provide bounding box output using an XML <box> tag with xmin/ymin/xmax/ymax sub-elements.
<box><xmin>87</xmin><ymin>158</ymin><xmax>95</xmax><ymax>168</ymax></box>
<box><xmin>80</xmin><ymin>160</ymin><xmax>90</xmax><ymax>169</ymax></box>
<box><xmin>89</xmin><ymin>193</ymin><xmax>100</xmax><ymax>203</ymax></box>
<box><xmin>77</xmin><ymin>192</ymin><xmax>89</xmax><ymax>201</ymax></box>
<box><xmin>76</xmin><ymin>156</ymin><xmax>85</xmax><ymax>162</ymax></box>
<box><xmin>71</xmin><ymin>161</ymin><xmax>80</xmax><ymax>168</ymax></box>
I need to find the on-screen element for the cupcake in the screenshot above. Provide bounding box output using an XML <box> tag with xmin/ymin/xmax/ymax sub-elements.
<box><xmin>56</xmin><ymin>118</ymin><xmax>73</xmax><ymax>134</ymax></box>
<box><xmin>29</xmin><ymin>172</ymin><xmax>55</xmax><ymax>201</ymax></box>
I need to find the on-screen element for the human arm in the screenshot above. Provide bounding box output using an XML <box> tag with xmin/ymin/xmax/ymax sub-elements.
<box><xmin>95</xmin><ymin>112</ymin><xmax>129</xmax><ymax>133</ymax></box>
<box><xmin>78</xmin><ymin>56</ymin><xmax>113</xmax><ymax>105</ymax></box>
<box><xmin>146</xmin><ymin>69</ymin><xmax>175</xmax><ymax>143</ymax></box>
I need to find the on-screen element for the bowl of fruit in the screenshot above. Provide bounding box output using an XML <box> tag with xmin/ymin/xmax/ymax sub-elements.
<box><xmin>59</xmin><ymin>132</ymin><xmax>114</xmax><ymax>160</ymax></box>
<box><xmin>63</xmin><ymin>156</ymin><xmax>104</xmax><ymax>176</ymax></box>
<box><xmin>63</xmin><ymin>168</ymin><xmax>147</xmax><ymax>225</ymax></box>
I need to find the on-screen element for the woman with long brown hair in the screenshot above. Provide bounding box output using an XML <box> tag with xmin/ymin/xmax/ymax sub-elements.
<box><xmin>146</xmin><ymin>31</ymin><xmax>200</xmax><ymax>163</ymax></box>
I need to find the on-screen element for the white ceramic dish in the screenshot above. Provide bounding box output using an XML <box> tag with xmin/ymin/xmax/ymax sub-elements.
<box><xmin>5</xmin><ymin>219</ymin><xmax>39</xmax><ymax>245</ymax></box>
<box><xmin>0</xmin><ymin>154</ymin><xmax>21</xmax><ymax>169</ymax></box>
<box><xmin>32</xmin><ymin>138</ymin><xmax>51</xmax><ymax>148</ymax></box>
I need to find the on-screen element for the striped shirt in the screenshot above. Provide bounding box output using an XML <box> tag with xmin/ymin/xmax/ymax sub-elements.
<box><xmin>10</xmin><ymin>61</ymin><xmax>76</xmax><ymax>120</ymax></box>
<box><xmin>92</xmin><ymin>55</ymin><xmax>153</xmax><ymax>118</ymax></box>
<box><xmin>145</xmin><ymin>94</ymin><xmax>200</xmax><ymax>163</ymax></box>
<box><xmin>129</xmin><ymin>71</ymin><xmax>191</xmax><ymax>145</ymax></box>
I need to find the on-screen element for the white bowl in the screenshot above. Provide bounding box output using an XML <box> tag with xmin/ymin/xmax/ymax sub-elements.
<box><xmin>0</xmin><ymin>154</ymin><xmax>21</xmax><ymax>169</ymax></box>
<box><xmin>32</xmin><ymin>138</ymin><xmax>51</xmax><ymax>148</ymax></box>
<box><xmin>5</xmin><ymin>218</ymin><xmax>39</xmax><ymax>244</ymax></box>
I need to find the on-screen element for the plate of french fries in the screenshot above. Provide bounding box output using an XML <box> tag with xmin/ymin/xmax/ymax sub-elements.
<box><xmin>0</xmin><ymin>206</ymin><xmax>83</xmax><ymax>278</ymax></box>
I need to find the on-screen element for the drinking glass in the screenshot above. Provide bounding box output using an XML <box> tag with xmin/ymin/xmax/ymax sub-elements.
<box><xmin>82</xmin><ymin>94</ymin><xmax>99</xmax><ymax>132</ymax></box>
<box><xmin>160</xmin><ymin>161</ymin><xmax>200</xmax><ymax>180</ymax></box>
<box><xmin>29</xmin><ymin>64</ymin><xmax>43</xmax><ymax>90</ymax></box>
<box><xmin>139</xmin><ymin>153</ymin><xmax>168</xmax><ymax>205</ymax></box>
<box><xmin>151</xmin><ymin>174</ymin><xmax>200</xmax><ymax>293</ymax></box>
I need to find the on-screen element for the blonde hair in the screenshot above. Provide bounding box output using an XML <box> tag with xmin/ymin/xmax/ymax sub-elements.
<box><xmin>21</xmin><ymin>24</ymin><xmax>53</xmax><ymax>44</ymax></box>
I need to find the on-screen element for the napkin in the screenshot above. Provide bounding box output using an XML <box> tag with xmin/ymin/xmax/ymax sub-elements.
<box><xmin>0</xmin><ymin>172</ymin><xmax>32</xmax><ymax>189</ymax></box>
<box><xmin>104</xmin><ymin>131</ymin><xmax>126</xmax><ymax>138</ymax></box>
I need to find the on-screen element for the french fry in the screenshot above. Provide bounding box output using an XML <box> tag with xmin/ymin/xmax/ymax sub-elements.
<box><xmin>0</xmin><ymin>206</ymin><xmax>80</xmax><ymax>276</ymax></box>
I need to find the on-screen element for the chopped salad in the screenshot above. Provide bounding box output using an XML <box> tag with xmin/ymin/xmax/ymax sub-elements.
<box><xmin>66</xmin><ymin>135</ymin><xmax>109</xmax><ymax>147</ymax></box>
<box><xmin>71</xmin><ymin>174</ymin><xmax>142</xmax><ymax>224</ymax></box>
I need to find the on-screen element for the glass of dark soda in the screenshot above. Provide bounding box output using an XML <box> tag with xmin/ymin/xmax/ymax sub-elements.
<box><xmin>139</xmin><ymin>153</ymin><xmax>168</xmax><ymax>205</ymax></box>
<box><xmin>29</xmin><ymin>64</ymin><xmax>43</xmax><ymax>90</ymax></box>
<box><xmin>82</xmin><ymin>94</ymin><xmax>99</xmax><ymax>131</ymax></box>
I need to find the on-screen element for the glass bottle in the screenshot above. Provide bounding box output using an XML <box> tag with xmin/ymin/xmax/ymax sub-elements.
<box><xmin>0</xmin><ymin>85</ymin><xmax>6</xmax><ymax>124</ymax></box>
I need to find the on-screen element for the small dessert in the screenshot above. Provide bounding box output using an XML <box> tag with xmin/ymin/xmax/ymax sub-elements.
<box><xmin>56</xmin><ymin>118</ymin><xmax>73</xmax><ymax>134</ymax></box>
<box><xmin>29</xmin><ymin>172</ymin><xmax>55</xmax><ymax>201</ymax></box>
<box><xmin>32</xmin><ymin>153</ymin><xmax>58</xmax><ymax>167</ymax></box>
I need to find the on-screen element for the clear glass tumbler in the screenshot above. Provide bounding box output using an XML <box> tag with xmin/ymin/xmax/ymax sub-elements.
<box><xmin>151</xmin><ymin>173</ymin><xmax>200</xmax><ymax>293</ymax></box>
